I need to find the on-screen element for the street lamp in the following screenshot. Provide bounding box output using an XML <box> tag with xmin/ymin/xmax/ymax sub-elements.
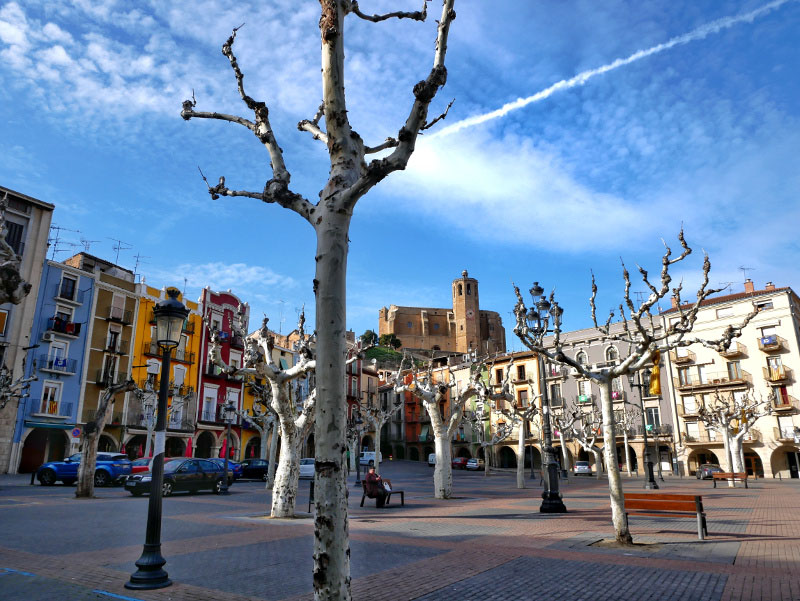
<box><xmin>127</xmin><ymin>288</ymin><xmax>188</xmax><ymax>591</ymax></box>
<box><xmin>627</xmin><ymin>369</ymin><xmax>659</xmax><ymax>490</ymax></box>
<box><xmin>220</xmin><ymin>400</ymin><xmax>237</xmax><ymax>494</ymax></box>
<box><xmin>526</xmin><ymin>282</ymin><xmax>567</xmax><ymax>514</ymax></box>
<box><xmin>349</xmin><ymin>409</ymin><xmax>364</xmax><ymax>486</ymax></box>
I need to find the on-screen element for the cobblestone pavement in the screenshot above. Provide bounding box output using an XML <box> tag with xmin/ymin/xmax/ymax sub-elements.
<box><xmin>1</xmin><ymin>463</ymin><xmax>799</xmax><ymax>600</ymax></box>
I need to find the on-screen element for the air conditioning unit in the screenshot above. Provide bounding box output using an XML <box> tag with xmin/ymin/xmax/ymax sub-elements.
<box><xmin>42</xmin><ymin>332</ymin><xmax>55</xmax><ymax>342</ymax></box>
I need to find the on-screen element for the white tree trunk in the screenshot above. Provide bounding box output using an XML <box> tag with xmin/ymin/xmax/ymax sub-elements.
<box><xmin>623</xmin><ymin>428</ymin><xmax>632</xmax><ymax>476</ymax></box>
<box><xmin>312</xmin><ymin>214</ymin><xmax>350</xmax><ymax>600</ymax></box>
<box><xmin>593</xmin><ymin>448</ymin><xmax>603</xmax><ymax>478</ymax></box>
<box><xmin>271</xmin><ymin>417</ymin><xmax>302</xmax><ymax>517</ymax></box>
<box><xmin>267</xmin><ymin>421</ymin><xmax>279</xmax><ymax>487</ymax></box>
<box><xmin>730</xmin><ymin>436</ymin><xmax>745</xmax><ymax>473</ymax></box>
<box><xmin>560</xmin><ymin>439</ymin><xmax>569</xmax><ymax>474</ymax></box>
<box><xmin>432</xmin><ymin>427</ymin><xmax>453</xmax><ymax>499</ymax></box>
<box><xmin>516</xmin><ymin>423</ymin><xmax>525</xmax><ymax>489</ymax></box>
<box><xmin>599</xmin><ymin>383</ymin><xmax>631</xmax><ymax>544</ymax></box>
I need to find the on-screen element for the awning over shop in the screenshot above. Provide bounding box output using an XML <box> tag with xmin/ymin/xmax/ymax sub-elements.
<box><xmin>24</xmin><ymin>421</ymin><xmax>73</xmax><ymax>430</ymax></box>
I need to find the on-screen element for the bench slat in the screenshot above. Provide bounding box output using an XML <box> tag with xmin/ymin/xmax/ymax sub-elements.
<box><xmin>627</xmin><ymin>511</ymin><xmax>700</xmax><ymax>518</ymax></box>
<box><xmin>625</xmin><ymin>493</ymin><xmax>701</xmax><ymax>502</ymax></box>
<box><xmin>626</xmin><ymin>499</ymin><xmax>698</xmax><ymax>512</ymax></box>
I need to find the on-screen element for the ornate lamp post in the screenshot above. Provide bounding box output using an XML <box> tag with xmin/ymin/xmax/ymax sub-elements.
<box><xmin>526</xmin><ymin>282</ymin><xmax>567</xmax><ymax>513</ymax></box>
<box><xmin>628</xmin><ymin>369</ymin><xmax>659</xmax><ymax>490</ymax></box>
<box><xmin>127</xmin><ymin>288</ymin><xmax>188</xmax><ymax>590</ymax></box>
<box><xmin>220</xmin><ymin>399</ymin><xmax>236</xmax><ymax>495</ymax></box>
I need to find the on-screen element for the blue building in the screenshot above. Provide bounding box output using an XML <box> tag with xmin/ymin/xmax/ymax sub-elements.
<box><xmin>10</xmin><ymin>260</ymin><xmax>95</xmax><ymax>473</ymax></box>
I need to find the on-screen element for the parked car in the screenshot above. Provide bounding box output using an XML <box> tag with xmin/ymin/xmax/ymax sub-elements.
<box><xmin>573</xmin><ymin>461</ymin><xmax>592</xmax><ymax>476</ymax></box>
<box><xmin>35</xmin><ymin>452</ymin><xmax>132</xmax><ymax>487</ymax></box>
<box><xmin>427</xmin><ymin>453</ymin><xmax>436</xmax><ymax>466</ymax></box>
<box><xmin>299</xmin><ymin>458</ymin><xmax>315</xmax><ymax>479</ymax></box>
<box><xmin>358</xmin><ymin>451</ymin><xmax>379</xmax><ymax>466</ymax></box>
<box><xmin>452</xmin><ymin>457</ymin><xmax>469</xmax><ymax>469</ymax></box>
<box><xmin>207</xmin><ymin>458</ymin><xmax>243</xmax><ymax>482</ymax></box>
<box><xmin>124</xmin><ymin>458</ymin><xmax>230</xmax><ymax>496</ymax></box>
<box><xmin>130</xmin><ymin>458</ymin><xmax>152</xmax><ymax>474</ymax></box>
<box><xmin>696</xmin><ymin>463</ymin><xmax>723</xmax><ymax>479</ymax></box>
<box><xmin>240</xmin><ymin>458</ymin><xmax>270</xmax><ymax>481</ymax></box>
<box><xmin>466</xmin><ymin>458</ymin><xmax>485</xmax><ymax>471</ymax></box>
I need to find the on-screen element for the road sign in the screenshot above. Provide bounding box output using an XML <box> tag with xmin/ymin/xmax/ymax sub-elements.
<box><xmin>71</xmin><ymin>428</ymin><xmax>81</xmax><ymax>438</ymax></box>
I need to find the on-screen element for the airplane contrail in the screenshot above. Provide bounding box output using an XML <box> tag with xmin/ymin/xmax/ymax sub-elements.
<box><xmin>431</xmin><ymin>0</ymin><xmax>795</xmax><ymax>139</ymax></box>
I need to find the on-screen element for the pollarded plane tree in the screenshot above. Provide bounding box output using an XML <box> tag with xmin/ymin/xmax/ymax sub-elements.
<box><xmin>487</xmin><ymin>358</ymin><xmax>539</xmax><ymax>489</ymax></box>
<box><xmin>0</xmin><ymin>358</ymin><xmax>35</xmax><ymax>412</ymax></box>
<box><xmin>697</xmin><ymin>389</ymin><xmax>772</xmax><ymax>476</ymax></box>
<box><xmin>392</xmin><ymin>353</ymin><xmax>485</xmax><ymax>499</ymax></box>
<box><xmin>463</xmin><ymin>392</ymin><xmax>513</xmax><ymax>478</ymax></box>
<box><xmin>360</xmin><ymin>380</ymin><xmax>403</xmax><ymax>466</ymax></box>
<box><xmin>237</xmin><ymin>380</ymin><xmax>280</xmax><ymax>485</ymax></box>
<box><xmin>567</xmin><ymin>400</ymin><xmax>604</xmax><ymax>478</ymax></box>
<box><xmin>75</xmin><ymin>379</ymin><xmax>136</xmax><ymax>498</ymax></box>
<box><xmin>0</xmin><ymin>193</ymin><xmax>31</xmax><ymax>306</ymax></box>
<box><xmin>208</xmin><ymin>310</ymin><xmax>316</xmax><ymax>518</ymax></box>
<box><xmin>551</xmin><ymin>407</ymin><xmax>577</xmax><ymax>475</ymax></box>
<box><xmin>182</xmin><ymin>3</ymin><xmax>457</xmax><ymax>595</ymax></box>
<box><xmin>614</xmin><ymin>403</ymin><xmax>641</xmax><ymax>477</ymax></box>
<box><xmin>513</xmin><ymin>231</ymin><xmax>758</xmax><ymax>544</ymax></box>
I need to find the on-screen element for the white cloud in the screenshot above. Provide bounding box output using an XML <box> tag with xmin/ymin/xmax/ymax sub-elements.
<box><xmin>153</xmin><ymin>261</ymin><xmax>296</xmax><ymax>293</ymax></box>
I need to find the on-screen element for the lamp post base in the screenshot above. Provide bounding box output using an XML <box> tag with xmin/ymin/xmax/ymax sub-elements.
<box><xmin>126</xmin><ymin>545</ymin><xmax>171</xmax><ymax>590</ymax></box>
<box><xmin>540</xmin><ymin>462</ymin><xmax>567</xmax><ymax>513</ymax></box>
<box><xmin>644</xmin><ymin>461</ymin><xmax>659</xmax><ymax>489</ymax></box>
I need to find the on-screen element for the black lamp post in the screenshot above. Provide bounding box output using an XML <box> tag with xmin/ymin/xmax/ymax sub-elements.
<box><xmin>627</xmin><ymin>369</ymin><xmax>659</xmax><ymax>490</ymax></box>
<box><xmin>220</xmin><ymin>400</ymin><xmax>236</xmax><ymax>495</ymax></box>
<box><xmin>349</xmin><ymin>410</ymin><xmax>363</xmax><ymax>486</ymax></box>
<box><xmin>127</xmin><ymin>288</ymin><xmax>188</xmax><ymax>591</ymax></box>
<box><xmin>526</xmin><ymin>282</ymin><xmax>567</xmax><ymax>513</ymax></box>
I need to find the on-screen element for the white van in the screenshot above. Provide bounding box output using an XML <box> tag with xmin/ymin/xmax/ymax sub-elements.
<box><xmin>427</xmin><ymin>453</ymin><xmax>436</xmax><ymax>467</ymax></box>
<box><xmin>359</xmin><ymin>451</ymin><xmax>379</xmax><ymax>466</ymax></box>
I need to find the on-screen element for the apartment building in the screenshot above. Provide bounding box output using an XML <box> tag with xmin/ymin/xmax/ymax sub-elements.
<box><xmin>661</xmin><ymin>280</ymin><xmax>800</xmax><ymax>478</ymax></box>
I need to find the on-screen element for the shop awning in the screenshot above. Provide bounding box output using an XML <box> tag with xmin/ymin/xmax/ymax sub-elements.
<box><xmin>24</xmin><ymin>421</ymin><xmax>73</xmax><ymax>430</ymax></box>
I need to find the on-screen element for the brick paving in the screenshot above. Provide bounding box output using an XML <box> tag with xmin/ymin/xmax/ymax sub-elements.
<box><xmin>0</xmin><ymin>463</ymin><xmax>799</xmax><ymax>600</ymax></box>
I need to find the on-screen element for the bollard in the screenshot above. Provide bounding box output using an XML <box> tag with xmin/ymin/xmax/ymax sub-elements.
<box><xmin>307</xmin><ymin>479</ymin><xmax>315</xmax><ymax>513</ymax></box>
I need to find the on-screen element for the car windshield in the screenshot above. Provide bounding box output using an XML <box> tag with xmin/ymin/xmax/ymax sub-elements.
<box><xmin>68</xmin><ymin>453</ymin><xmax>82</xmax><ymax>462</ymax></box>
<box><xmin>576</xmin><ymin>461</ymin><xmax>589</xmax><ymax>466</ymax></box>
<box><xmin>163</xmin><ymin>460</ymin><xmax>185</xmax><ymax>473</ymax></box>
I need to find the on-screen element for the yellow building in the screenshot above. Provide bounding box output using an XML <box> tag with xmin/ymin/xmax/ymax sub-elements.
<box><xmin>124</xmin><ymin>284</ymin><xmax>203</xmax><ymax>459</ymax></box>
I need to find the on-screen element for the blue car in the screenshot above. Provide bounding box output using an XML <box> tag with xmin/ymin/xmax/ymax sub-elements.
<box><xmin>207</xmin><ymin>458</ymin><xmax>243</xmax><ymax>483</ymax></box>
<box><xmin>35</xmin><ymin>452</ymin><xmax>132</xmax><ymax>487</ymax></box>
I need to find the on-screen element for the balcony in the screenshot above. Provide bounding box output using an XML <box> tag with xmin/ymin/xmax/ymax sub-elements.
<box><xmin>200</xmin><ymin>406</ymin><xmax>220</xmax><ymax>423</ymax></box>
<box><xmin>95</xmin><ymin>370</ymin><xmax>128</xmax><ymax>387</ymax></box>
<box><xmin>550</xmin><ymin>395</ymin><xmax>564</xmax><ymax>408</ymax></box>
<box><xmin>53</xmin><ymin>282</ymin><xmax>85</xmax><ymax>305</ymax></box>
<box><xmin>105</xmin><ymin>306</ymin><xmax>133</xmax><ymax>325</ymax></box>
<box><xmin>683</xmin><ymin>432</ymin><xmax>720</xmax><ymax>444</ymax></box>
<box><xmin>763</xmin><ymin>366</ymin><xmax>792</xmax><ymax>383</ymax></box>
<box><xmin>577</xmin><ymin>394</ymin><xmax>594</xmax><ymax>404</ymax></box>
<box><xmin>32</xmin><ymin>400</ymin><xmax>73</xmax><ymax>419</ymax></box>
<box><xmin>105</xmin><ymin>340</ymin><xmax>129</xmax><ymax>355</ymax></box>
<box><xmin>758</xmin><ymin>335</ymin><xmax>786</xmax><ymax>352</ymax></box>
<box><xmin>741</xmin><ymin>429</ymin><xmax>762</xmax><ymax>442</ymax></box>
<box><xmin>674</xmin><ymin>370</ymin><xmax>751</xmax><ymax>391</ymax></box>
<box><xmin>137</xmin><ymin>378</ymin><xmax>195</xmax><ymax>398</ymax></box>
<box><xmin>628</xmin><ymin>424</ymin><xmax>673</xmax><ymax>438</ymax></box>
<box><xmin>670</xmin><ymin>349</ymin><xmax>696</xmax><ymax>364</ymax></box>
<box><xmin>677</xmin><ymin>403</ymin><xmax>700</xmax><ymax>417</ymax></box>
<box><xmin>230</xmin><ymin>335</ymin><xmax>245</xmax><ymax>349</ymax></box>
<box><xmin>610</xmin><ymin>390</ymin><xmax>626</xmax><ymax>402</ymax></box>
<box><xmin>774</xmin><ymin>427</ymin><xmax>798</xmax><ymax>441</ymax></box>
<box><xmin>772</xmin><ymin>395</ymin><xmax>798</xmax><ymax>411</ymax></box>
<box><xmin>546</xmin><ymin>365</ymin><xmax>568</xmax><ymax>379</ymax></box>
<box><xmin>719</xmin><ymin>342</ymin><xmax>746</xmax><ymax>358</ymax></box>
<box><xmin>142</xmin><ymin>342</ymin><xmax>195</xmax><ymax>364</ymax></box>
<box><xmin>45</xmin><ymin>317</ymin><xmax>82</xmax><ymax>337</ymax></box>
<box><xmin>38</xmin><ymin>354</ymin><xmax>78</xmax><ymax>375</ymax></box>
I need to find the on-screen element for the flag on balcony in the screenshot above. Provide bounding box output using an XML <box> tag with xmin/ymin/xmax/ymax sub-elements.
<box><xmin>649</xmin><ymin>351</ymin><xmax>661</xmax><ymax>396</ymax></box>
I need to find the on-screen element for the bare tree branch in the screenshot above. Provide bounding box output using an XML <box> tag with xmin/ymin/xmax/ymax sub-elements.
<box><xmin>0</xmin><ymin>193</ymin><xmax>32</xmax><ymax>305</ymax></box>
<box><xmin>347</xmin><ymin>0</ymin><xmax>428</xmax><ymax>22</ymax></box>
<box><xmin>420</xmin><ymin>98</ymin><xmax>454</xmax><ymax>131</ymax></box>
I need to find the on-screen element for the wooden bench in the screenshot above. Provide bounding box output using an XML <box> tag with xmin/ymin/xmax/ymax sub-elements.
<box><xmin>624</xmin><ymin>492</ymin><xmax>708</xmax><ymax>540</ymax></box>
<box><xmin>713</xmin><ymin>472</ymin><xmax>748</xmax><ymax>488</ymax></box>
<box><xmin>360</xmin><ymin>481</ymin><xmax>404</xmax><ymax>507</ymax></box>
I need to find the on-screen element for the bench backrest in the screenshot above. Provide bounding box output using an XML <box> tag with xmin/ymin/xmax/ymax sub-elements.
<box><xmin>713</xmin><ymin>472</ymin><xmax>746</xmax><ymax>478</ymax></box>
<box><xmin>624</xmin><ymin>493</ymin><xmax>703</xmax><ymax>513</ymax></box>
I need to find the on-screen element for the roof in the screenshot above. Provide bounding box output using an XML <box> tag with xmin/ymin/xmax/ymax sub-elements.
<box><xmin>661</xmin><ymin>286</ymin><xmax>795</xmax><ymax>315</ymax></box>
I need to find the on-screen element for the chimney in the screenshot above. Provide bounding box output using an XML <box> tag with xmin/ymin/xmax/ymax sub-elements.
<box><xmin>744</xmin><ymin>279</ymin><xmax>755</xmax><ymax>294</ymax></box>
<box><xmin>765</xmin><ymin>282</ymin><xmax>775</xmax><ymax>291</ymax></box>
<box><xmin>671</xmin><ymin>295</ymin><xmax>678</xmax><ymax>309</ymax></box>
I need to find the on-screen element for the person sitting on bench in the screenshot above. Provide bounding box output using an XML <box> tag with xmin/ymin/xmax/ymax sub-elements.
<box><xmin>365</xmin><ymin>466</ymin><xmax>391</xmax><ymax>508</ymax></box>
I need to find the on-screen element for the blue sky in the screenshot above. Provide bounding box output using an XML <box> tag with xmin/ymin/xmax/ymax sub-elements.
<box><xmin>2</xmin><ymin>0</ymin><xmax>798</xmax><ymax>350</ymax></box>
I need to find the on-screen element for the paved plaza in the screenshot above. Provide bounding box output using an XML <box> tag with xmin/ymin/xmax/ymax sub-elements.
<box><xmin>1</xmin><ymin>461</ymin><xmax>798</xmax><ymax>600</ymax></box>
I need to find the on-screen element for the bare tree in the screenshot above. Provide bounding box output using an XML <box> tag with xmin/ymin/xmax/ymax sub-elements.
<box><xmin>392</xmin><ymin>354</ymin><xmax>484</xmax><ymax>499</ymax></box>
<box><xmin>182</xmin><ymin>3</ymin><xmax>458</xmax><ymax>594</ymax></box>
<box><xmin>0</xmin><ymin>357</ymin><xmax>35</xmax><ymax>412</ymax></box>
<box><xmin>551</xmin><ymin>408</ymin><xmax>576</xmax><ymax>475</ymax></box>
<box><xmin>236</xmin><ymin>380</ymin><xmax>279</xmax><ymax>483</ymax></box>
<box><xmin>209</xmin><ymin>311</ymin><xmax>316</xmax><ymax>518</ymax></box>
<box><xmin>697</xmin><ymin>389</ymin><xmax>772</xmax><ymax>476</ymax></box>
<box><xmin>0</xmin><ymin>193</ymin><xmax>31</xmax><ymax>306</ymax></box>
<box><xmin>463</xmin><ymin>401</ymin><xmax>512</xmax><ymax>478</ymax></box>
<box><xmin>361</xmin><ymin>387</ymin><xmax>403</xmax><ymax>465</ymax></box>
<box><xmin>614</xmin><ymin>404</ymin><xmax>641</xmax><ymax>477</ymax></box>
<box><xmin>513</xmin><ymin>232</ymin><xmax>758</xmax><ymax>544</ymax></box>
<box><xmin>76</xmin><ymin>379</ymin><xmax>136</xmax><ymax>498</ymax></box>
<box><xmin>488</xmin><ymin>358</ymin><xmax>538</xmax><ymax>488</ymax></box>
<box><xmin>567</xmin><ymin>402</ymin><xmax>604</xmax><ymax>478</ymax></box>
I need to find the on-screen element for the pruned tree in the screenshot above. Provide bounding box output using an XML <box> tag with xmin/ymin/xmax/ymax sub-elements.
<box><xmin>237</xmin><ymin>380</ymin><xmax>280</xmax><ymax>484</ymax></box>
<box><xmin>360</xmin><ymin>381</ymin><xmax>403</xmax><ymax>465</ymax></box>
<box><xmin>568</xmin><ymin>402</ymin><xmax>604</xmax><ymax>478</ymax></box>
<box><xmin>0</xmin><ymin>193</ymin><xmax>31</xmax><ymax>306</ymax></box>
<box><xmin>345</xmin><ymin>404</ymin><xmax>365</xmax><ymax>474</ymax></box>
<box><xmin>551</xmin><ymin>409</ymin><xmax>576</xmax><ymax>475</ymax></box>
<box><xmin>463</xmin><ymin>399</ymin><xmax>512</xmax><ymax>478</ymax></box>
<box><xmin>392</xmin><ymin>353</ymin><xmax>484</xmax><ymax>499</ymax></box>
<box><xmin>697</xmin><ymin>389</ymin><xmax>772</xmax><ymax>477</ymax></box>
<box><xmin>208</xmin><ymin>310</ymin><xmax>316</xmax><ymax>518</ymax></box>
<box><xmin>76</xmin><ymin>379</ymin><xmax>136</xmax><ymax>498</ymax></box>
<box><xmin>488</xmin><ymin>358</ymin><xmax>539</xmax><ymax>488</ymax></box>
<box><xmin>0</xmin><ymin>357</ymin><xmax>35</xmax><ymax>412</ymax></box>
<box><xmin>182</xmin><ymin>3</ymin><xmax>458</xmax><ymax>595</ymax></box>
<box><xmin>614</xmin><ymin>403</ymin><xmax>641</xmax><ymax>477</ymax></box>
<box><xmin>512</xmin><ymin>232</ymin><xmax>758</xmax><ymax>544</ymax></box>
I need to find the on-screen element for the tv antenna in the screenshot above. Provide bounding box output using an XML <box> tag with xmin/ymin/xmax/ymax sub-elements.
<box><xmin>634</xmin><ymin>291</ymin><xmax>646</xmax><ymax>308</ymax></box>
<box><xmin>133</xmin><ymin>253</ymin><xmax>150</xmax><ymax>282</ymax></box>
<box><xmin>79</xmin><ymin>237</ymin><xmax>100</xmax><ymax>252</ymax></box>
<box><xmin>278</xmin><ymin>300</ymin><xmax>286</xmax><ymax>334</ymax></box>
<box><xmin>48</xmin><ymin>224</ymin><xmax>81</xmax><ymax>259</ymax></box>
<box><xmin>739</xmin><ymin>266</ymin><xmax>754</xmax><ymax>283</ymax></box>
<box><xmin>107</xmin><ymin>237</ymin><xmax>132</xmax><ymax>265</ymax></box>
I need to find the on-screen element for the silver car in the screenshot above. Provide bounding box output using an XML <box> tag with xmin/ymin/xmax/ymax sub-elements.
<box><xmin>573</xmin><ymin>461</ymin><xmax>592</xmax><ymax>476</ymax></box>
<box><xmin>299</xmin><ymin>458</ymin><xmax>315</xmax><ymax>479</ymax></box>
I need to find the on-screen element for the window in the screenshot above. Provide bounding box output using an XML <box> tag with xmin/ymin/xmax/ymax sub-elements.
<box><xmin>407</xmin><ymin>321</ymin><xmax>413</xmax><ymax>330</ymax></box>
<box><xmin>516</xmin><ymin>365</ymin><xmax>526</xmax><ymax>381</ymax></box>
<box><xmin>696</xmin><ymin>364</ymin><xmax>707</xmax><ymax>384</ymax></box>
<box><xmin>549</xmin><ymin>383</ymin><xmax>562</xmax><ymax>406</ymax></box>
<box><xmin>107</xmin><ymin>327</ymin><xmax>121</xmax><ymax>352</ymax></box>
<box><xmin>495</xmin><ymin>368</ymin><xmax>504</xmax><ymax>384</ymax></box>
<box><xmin>678</xmin><ymin>367</ymin><xmax>690</xmax><ymax>386</ymax></box>
<box><xmin>686</xmin><ymin>422</ymin><xmax>700</xmax><ymax>440</ymax></box>
<box><xmin>773</xmin><ymin>385</ymin><xmax>789</xmax><ymax>404</ymax></box>
<box><xmin>4</xmin><ymin>220</ymin><xmax>24</xmax><ymax>254</ymax></box>
<box><xmin>517</xmin><ymin>390</ymin><xmax>528</xmax><ymax>406</ymax></box>
<box><xmin>576</xmin><ymin>351</ymin><xmax>588</xmax><ymax>366</ymax></box>
<box><xmin>760</xmin><ymin>325</ymin><xmax>777</xmax><ymax>337</ymax></box>
<box><xmin>433</xmin><ymin>323</ymin><xmax>440</xmax><ymax>330</ymax></box>
<box><xmin>202</xmin><ymin>387</ymin><xmax>218</xmax><ymax>421</ymax></box>
<box><xmin>466</xmin><ymin>283</ymin><xmax>471</xmax><ymax>295</ymax></box>
<box><xmin>0</xmin><ymin>309</ymin><xmax>7</xmax><ymax>336</ymax></box>
<box><xmin>606</xmin><ymin>346</ymin><xmax>618</xmax><ymax>362</ymax></box>
<box><xmin>756</xmin><ymin>300</ymin><xmax>774</xmax><ymax>311</ymax></box>
<box><xmin>55</xmin><ymin>305</ymin><xmax>73</xmax><ymax>323</ymax></box>
<box><xmin>39</xmin><ymin>382</ymin><xmax>62</xmax><ymax>415</ymax></box>
<box><xmin>682</xmin><ymin>395</ymin><xmax>696</xmax><ymax>413</ymax></box>
<box><xmin>645</xmin><ymin>407</ymin><xmax>661</xmax><ymax>427</ymax></box>
<box><xmin>110</xmin><ymin>294</ymin><xmax>125</xmax><ymax>320</ymax></box>
<box><xmin>58</xmin><ymin>276</ymin><xmax>77</xmax><ymax>301</ymax></box>
<box><xmin>47</xmin><ymin>341</ymin><xmax>67</xmax><ymax>370</ymax></box>
<box><xmin>458</xmin><ymin>284</ymin><xmax>462</xmax><ymax>296</ymax></box>
<box><xmin>578</xmin><ymin>380</ymin><xmax>591</xmax><ymax>400</ymax></box>
<box><xmin>716</xmin><ymin>307</ymin><xmax>734</xmax><ymax>318</ymax></box>
<box><xmin>727</xmin><ymin>361</ymin><xmax>742</xmax><ymax>380</ymax></box>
